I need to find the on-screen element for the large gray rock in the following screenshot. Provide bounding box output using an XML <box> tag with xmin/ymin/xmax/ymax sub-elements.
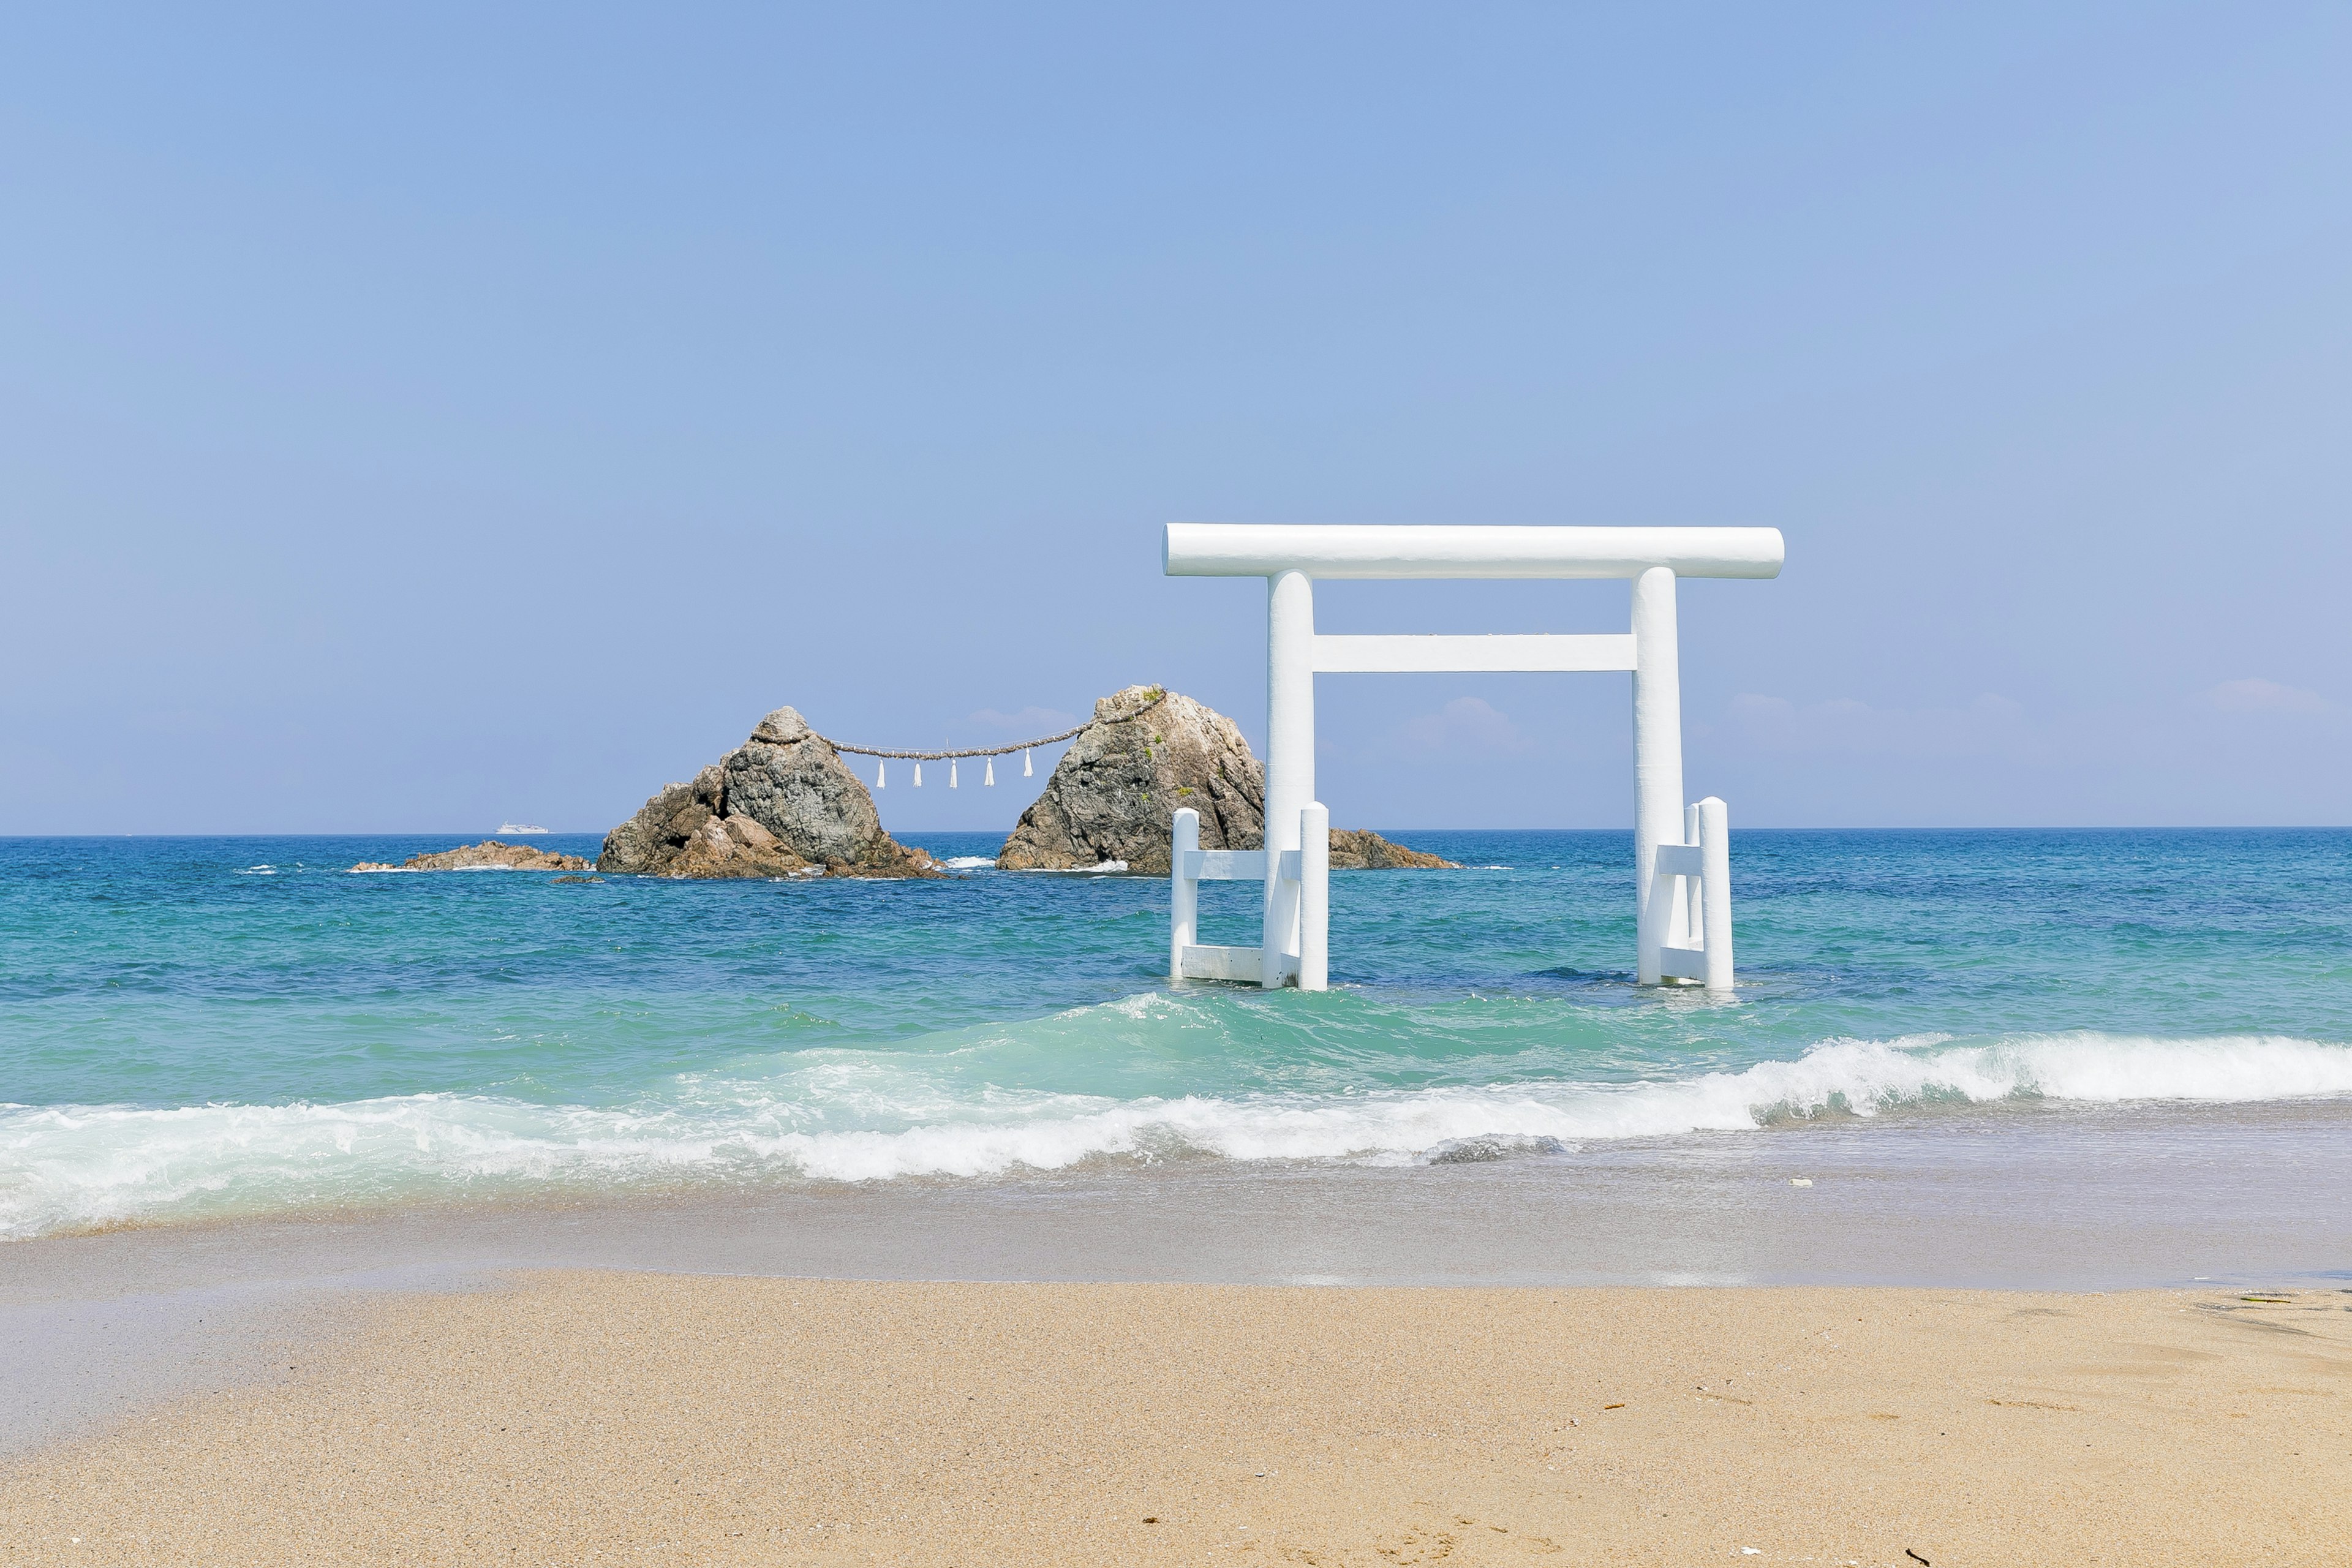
<box><xmin>996</xmin><ymin>685</ymin><xmax>1457</xmax><ymax>874</ymax></box>
<box><xmin>997</xmin><ymin>686</ymin><xmax>1259</xmax><ymax>876</ymax></box>
<box><xmin>598</xmin><ymin>707</ymin><xmax>935</xmax><ymax>879</ymax></box>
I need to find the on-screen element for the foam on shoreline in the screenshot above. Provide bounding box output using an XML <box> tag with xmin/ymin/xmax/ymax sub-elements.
<box><xmin>6</xmin><ymin>1026</ymin><xmax>2348</xmax><ymax>1240</ymax></box>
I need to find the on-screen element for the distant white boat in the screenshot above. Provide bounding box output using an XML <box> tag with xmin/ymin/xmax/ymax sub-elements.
<box><xmin>496</xmin><ymin>823</ymin><xmax>551</xmax><ymax>835</ymax></box>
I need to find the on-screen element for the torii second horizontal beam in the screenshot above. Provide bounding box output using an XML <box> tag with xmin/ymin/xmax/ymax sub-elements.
<box><xmin>1312</xmin><ymin>633</ymin><xmax>1637</xmax><ymax>673</ymax></box>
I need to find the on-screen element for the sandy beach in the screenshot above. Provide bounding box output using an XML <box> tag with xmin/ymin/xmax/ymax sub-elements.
<box><xmin>4</xmin><ymin>1271</ymin><xmax>2346</xmax><ymax>1566</ymax></box>
<box><xmin>11</xmin><ymin>0</ymin><xmax>2351</xmax><ymax>1559</ymax></box>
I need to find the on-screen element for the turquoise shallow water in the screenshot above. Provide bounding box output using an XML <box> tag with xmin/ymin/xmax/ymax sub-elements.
<box><xmin>2</xmin><ymin>829</ymin><xmax>2350</xmax><ymax>1240</ymax></box>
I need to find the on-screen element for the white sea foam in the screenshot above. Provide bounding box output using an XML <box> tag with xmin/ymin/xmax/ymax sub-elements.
<box><xmin>4</xmin><ymin>1030</ymin><xmax>2347</xmax><ymax>1238</ymax></box>
<box><xmin>939</xmin><ymin>856</ymin><xmax>998</xmax><ymax>870</ymax></box>
<box><xmin>346</xmin><ymin>864</ymin><xmax>551</xmax><ymax>874</ymax></box>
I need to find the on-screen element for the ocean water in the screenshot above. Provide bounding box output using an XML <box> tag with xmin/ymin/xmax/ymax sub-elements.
<box><xmin>2</xmin><ymin>829</ymin><xmax>2350</xmax><ymax>1244</ymax></box>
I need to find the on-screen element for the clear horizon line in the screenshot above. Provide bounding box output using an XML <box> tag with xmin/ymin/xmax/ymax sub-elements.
<box><xmin>5</xmin><ymin>823</ymin><xmax>2351</xmax><ymax>840</ymax></box>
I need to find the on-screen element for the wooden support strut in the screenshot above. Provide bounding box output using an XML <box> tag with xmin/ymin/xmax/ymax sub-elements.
<box><xmin>1170</xmin><ymin>804</ymin><xmax>1325</xmax><ymax>990</ymax></box>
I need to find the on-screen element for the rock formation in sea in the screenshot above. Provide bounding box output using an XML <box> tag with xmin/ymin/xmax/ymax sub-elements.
<box><xmin>996</xmin><ymin>684</ymin><xmax>1459</xmax><ymax>875</ymax></box>
<box><xmin>597</xmin><ymin>707</ymin><xmax>936</xmax><ymax>880</ymax></box>
<box><xmin>350</xmin><ymin>841</ymin><xmax>593</xmax><ymax>873</ymax></box>
<box><xmin>1325</xmin><ymin>828</ymin><xmax>1456</xmax><ymax>870</ymax></box>
<box><xmin>996</xmin><ymin>687</ymin><xmax>1257</xmax><ymax>876</ymax></box>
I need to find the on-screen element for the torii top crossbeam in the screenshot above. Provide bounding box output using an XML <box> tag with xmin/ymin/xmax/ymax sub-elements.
<box><xmin>1164</xmin><ymin>524</ymin><xmax>1784</xmax><ymax>580</ymax></box>
<box><xmin>1162</xmin><ymin>522</ymin><xmax>1785</xmax><ymax>992</ymax></box>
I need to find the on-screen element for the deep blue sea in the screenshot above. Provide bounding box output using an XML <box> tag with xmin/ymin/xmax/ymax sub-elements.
<box><xmin>3</xmin><ymin>829</ymin><xmax>2349</xmax><ymax>1241</ymax></box>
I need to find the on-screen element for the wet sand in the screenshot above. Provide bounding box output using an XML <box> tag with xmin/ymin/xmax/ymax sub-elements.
<box><xmin>3</xmin><ymin>1271</ymin><xmax>2348</xmax><ymax>1566</ymax></box>
<box><xmin>11</xmin><ymin>1098</ymin><xmax>2352</xmax><ymax>1309</ymax></box>
<box><xmin>5</xmin><ymin>1107</ymin><xmax>2349</xmax><ymax>1562</ymax></box>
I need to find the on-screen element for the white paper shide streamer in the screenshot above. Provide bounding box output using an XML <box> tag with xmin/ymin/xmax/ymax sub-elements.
<box><xmin>812</xmin><ymin>691</ymin><xmax>1166</xmax><ymax>802</ymax></box>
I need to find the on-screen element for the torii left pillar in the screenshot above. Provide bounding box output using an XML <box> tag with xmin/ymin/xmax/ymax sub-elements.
<box><xmin>1262</xmin><ymin>569</ymin><xmax>1316</xmax><ymax>989</ymax></box>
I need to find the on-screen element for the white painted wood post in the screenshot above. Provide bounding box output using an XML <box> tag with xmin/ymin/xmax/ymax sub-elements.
<box><xmin>1263</xmin><ymin>569</ymin><xmax>1315</xmax><ymax>989</ymax></box>
<box><xmin>1630</xmin><ymin>566</ymin><xmax>1685</xmax><ymax>986</ymax></box>
<box><xmin>1170</xmin><ymin>807</ymin><xmax>1200</xmax><ymax>981</ymax></box>
<box><xmin>1681</xmin><ymin>801</ymin><xmax>1703</xmax><ymax>949</ymax></box>
<box><xmin>1698</xmin><ymin>796</ymin><xmax>1734</xmax><ymax>993</ymax></box>
<box><xmin>1298</xmin><ymin>802</ymin><xmax>1329</xmax><ymax>991</ymax></box>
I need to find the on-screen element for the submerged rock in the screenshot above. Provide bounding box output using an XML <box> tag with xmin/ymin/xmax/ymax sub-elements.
<box><xmin>996</xmin><ymin>684</ymin><xmax>1458</xmax><ymax>874</ymax></box>
<box><xmin>350</xmin><ymin>841</ymin><xmax>592</xmax><ymax>873</ymax></box>
<box><xmin>598</xmin><ymin>707</ymin><xmax>935</xmax><ymax>880</ymax></box>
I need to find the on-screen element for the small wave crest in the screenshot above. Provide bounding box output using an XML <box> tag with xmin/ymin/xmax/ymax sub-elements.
<box><xmin>1735</xmin><ymin>1032</ymin><xmax>2352</xmax><ymax>1119</ymax></box>
<box><xmin>3</xmin><ymin>1030</ymin><xmax>2346</xmax><ymax>1238</ymax></box>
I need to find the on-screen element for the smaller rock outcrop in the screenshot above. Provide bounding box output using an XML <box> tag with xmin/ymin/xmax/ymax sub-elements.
<box><xmin>1328</xmin><ymin>829</ymin><xmax>1458</xmax><ymax>870</ymax></box>
<box><xmin>350</xmin><ymin>841</ymin><xmax>592</xmax><ymax>873</ymax></box>
<box><xmin>598</xmin><ymin>707</ymin><xmax>935</xmax><ymax>880</ymax></box>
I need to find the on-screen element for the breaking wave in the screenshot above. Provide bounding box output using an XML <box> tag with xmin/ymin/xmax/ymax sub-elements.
<box><xmin>4</xmin><ymin>1025</ymin><xmax>2347</xmax><ymax>1240</ymax></box>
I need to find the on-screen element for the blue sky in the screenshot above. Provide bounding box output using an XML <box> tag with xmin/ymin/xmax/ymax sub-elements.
<box><xmin>3</xmin><ymin>3</ymin><xmax>2346</xmax><ymax>834</ymax></box>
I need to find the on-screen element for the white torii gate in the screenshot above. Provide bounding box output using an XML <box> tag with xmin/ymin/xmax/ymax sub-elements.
<box><xmin>1161</xmin><ymin>524</ymin><xmax>1785</xmax><ymax>994</ymax></box>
